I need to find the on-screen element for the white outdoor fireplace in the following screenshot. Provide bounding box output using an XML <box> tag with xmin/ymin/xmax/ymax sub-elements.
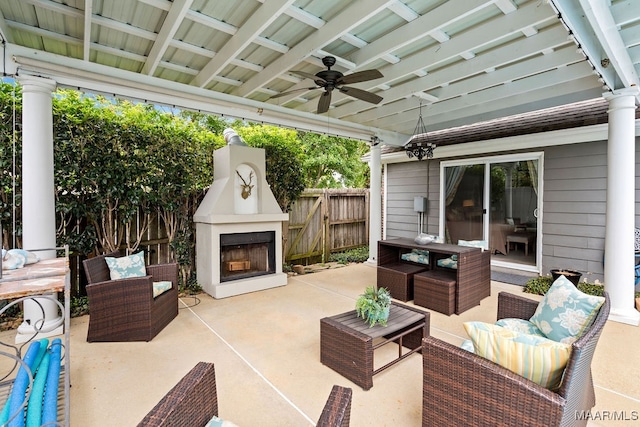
<box><xmin>194</xmin><ymin>143</ymin><xmax>288</xmax><ymax>298</ymax></box>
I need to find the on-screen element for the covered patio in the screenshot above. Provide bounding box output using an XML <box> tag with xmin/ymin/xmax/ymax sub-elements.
<box><xmin>0</xmin><ymin>1</ymin><xmax>640</xmax><ymax>424</ymax></box>
<box><xmin>48</xmin><ymin>264</ymin><xmax>638</xmax><ymax>426</ymax></box>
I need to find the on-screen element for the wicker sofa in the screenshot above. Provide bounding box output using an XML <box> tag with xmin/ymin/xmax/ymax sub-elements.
<box><xmin>137</xmin><ymin>362</ymin><xmax>353</xmax><ymax>427</ymax></box>
<box><xmin>82</xmin><ymin>251</ymin><xmax>179</xmax><ymax>342</ymax></box>
<box><xmin>422</xmin><ymin>291</ymin><xmax>610</xmax><ymax>427</ymax></box>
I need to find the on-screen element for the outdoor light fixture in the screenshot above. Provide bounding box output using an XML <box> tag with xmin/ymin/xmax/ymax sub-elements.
<box><xmin>404</xmin><ymin>100</ymin><xmax>436</xmax><ymax>161</ymax></box>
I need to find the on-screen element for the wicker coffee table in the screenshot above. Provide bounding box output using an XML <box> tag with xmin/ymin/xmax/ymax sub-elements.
<box><xmin>320</xmin><ymin>302</ymin><xmax>430</xmax><ymax>390</ymax></box>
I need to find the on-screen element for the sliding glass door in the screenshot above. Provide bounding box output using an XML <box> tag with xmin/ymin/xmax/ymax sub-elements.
<box><xmin>441</xmin><ymin>153</ymin><xmax>542</xmax><ymax>271</ymax></box>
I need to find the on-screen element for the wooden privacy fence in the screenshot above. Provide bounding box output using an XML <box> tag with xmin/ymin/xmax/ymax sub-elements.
<box><xmin>5</xmin><ymin>188</ymin><xmax>369</xmax><ymax>297</ymax></box>
<box><xmin>284</xmin><ymin>188</ymin><xmax>369</xmax><ymax>265</ymax></box>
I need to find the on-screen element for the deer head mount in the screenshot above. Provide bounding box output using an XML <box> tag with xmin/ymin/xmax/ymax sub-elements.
<box><xmin>236</xmin><ymin>170</ymin><xmax>254</xmax><ymax>199</ymax></box>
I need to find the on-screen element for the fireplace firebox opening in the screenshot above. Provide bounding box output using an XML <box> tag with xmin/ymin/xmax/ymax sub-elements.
<box><xmin>220</xmin><ymin>231</ymin><xmax>276</xmax><ymax>282</ymax></box>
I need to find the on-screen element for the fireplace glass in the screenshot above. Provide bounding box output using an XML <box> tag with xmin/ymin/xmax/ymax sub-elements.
<box><xmin>220</xmin><ymin>231</ymin><xmax>276</xmax><ymax>282</ymax></box>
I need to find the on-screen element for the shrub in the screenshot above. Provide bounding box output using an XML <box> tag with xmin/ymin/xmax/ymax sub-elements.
<box><xmin>524</xmin><ymin>275</ymin><xmax>640</xmax><ymax>298</ymax></box>
<box><xmin>329</xmin><ymin>246</ymin><xmax>369</xmax><ymax>264</ymax></box>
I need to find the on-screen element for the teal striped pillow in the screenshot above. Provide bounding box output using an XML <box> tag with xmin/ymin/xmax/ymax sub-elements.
<box><xmin>464</xmin><ymin>321</ymin><xmax>571</xmax><ymax>390</ymax></box>
<box><xmin>152</xmin><ymin>281</ymin><xmax>173</xmax><ymax>298</ymax></box>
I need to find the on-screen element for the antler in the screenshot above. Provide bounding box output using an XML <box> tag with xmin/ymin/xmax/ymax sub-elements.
<box><xmin>236</xmin><ymin>170</ymin><xmax>248</xmax><ymax>185</ymax></box>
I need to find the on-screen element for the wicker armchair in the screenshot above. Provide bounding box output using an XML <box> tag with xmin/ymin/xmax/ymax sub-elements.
<box><xmin>137</xmin><ymin>362</ymin><xmax>352</xmax><ymax>427</ymax></box>
<box><xmin>82</xmin><ymin>251</ymin><xmax>179</xmax><ymax>342</ymax></box>
<box><xmin>422</xmin><ymin>291</ymin><xmax>610</xmax><ymax>427</ymax></box>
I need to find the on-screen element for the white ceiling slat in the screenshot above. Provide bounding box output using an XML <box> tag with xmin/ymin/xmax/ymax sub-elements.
<box><xmin>609</xmin><ymin>0</ymin><xmax>640</xmax><ymax>27</ymax></box>
<box><xmin>0</xmin><ymin>6</ymin><xmax>12</xmax><ymax>43</ymax></box>
<box><xmin>234</xmin><ymin>0</ymin><xmax>397</xmax><ymax>98</ymax></box>
<box><xmin>83</xmin><ymin>0</ymin><xmax>92</xmax><ymax>60</ymax></box>
<box><xmin>412</xmin><ymin>70</ymin><xmax>600</xmax><ymax>132</ymax></box>
<box><xmin>92</xmin><ymin>15</ymin><xmax>157</xmax><ymax>41</ymax></box>
<box><xmin>191</xmin><ymin>0</ymin><xmax>297</xmax><ymax>88</ymax></box>
<box><xmin>285</xmin><ymin>5</ymin><xmax>325</xmax><ymax>29</ymax></box>
<box><xmin>387</xmin><ymin>0</ymin><xmax>419</xmax><ymax>22</ymax></box>
<box><xmin>350</xmin><ymin>44</ymin><xmax>583</xmax><ymax>128</ymax></box>
<box><xmin>351</xmin><ymin>0</ymin><xmax>493</xmax><ymax>70</ymax></box>
<box><xmin>141</xmin><ymin>0</ymin><xmax>193</xmax><ymax>76</ymax></box>
<box><xmin>330</xmin><ymin>25</ymin><xmax>573</xmax><ymax>121</ymax></box>
<box><xmin>304</xmin><ymin>0</ymin><xmax>556</xmax><ymax>115</ymax></box>
<box><xmin>317</xmin><ymin>5</ymin><xmax>562</xmax><ymax>118</ymax></box>
<box><xmin>23</xmin><ymin>0</ymin><xmax>82</xmax><ymax>18</ymax></box>
<box><xmin>7</xmin><ymin>20</ymin><xmax>82</xmax><ymax>46</ymax></box>
<box><xmin>185</xmin><ymin>9</ymin><xmax>237</xmax><ymax>35</ymax></box>
<box><xmin>366</xmin><ymin>45</ymin><xmax>588</xmax><ymax>130</ymax></box>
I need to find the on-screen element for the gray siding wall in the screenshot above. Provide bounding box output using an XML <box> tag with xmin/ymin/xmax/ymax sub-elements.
<box><xmin>542</xmin><ymin>141</ymin><xmax>607</xmax><ymax>282</ymax></box>
<box><xmin>385</xmin><ymin>160</ymin><xmax>440</xmax><ymax>239</ymax></box>
<box><xmin>384</xmin><ymin>138</ymin><xmax>632</xmax><ymax>282</ymax></box>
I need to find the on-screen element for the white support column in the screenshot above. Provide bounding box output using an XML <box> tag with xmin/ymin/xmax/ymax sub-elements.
<box><xmin>603</xmin><ymin>88</ymin><xmax>640</xmax><ymax>325</ymax></box>
<box><xmin>18</xmin><ymin>75</ymin><xmax>57</xmax><ymax>256</ymax></box>
<box><xmin>16</xmin><ymin>76</ymin><xmax>63</xmax><ymax>342</ymax></box>
<box><xmin>368</xmin><ymin>142</ymin><xmax>382</xmax><ymax>264</ymax></box>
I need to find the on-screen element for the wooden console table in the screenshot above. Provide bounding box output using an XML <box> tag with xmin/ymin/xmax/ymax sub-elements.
<box><xmin>377</xmin><ymin>238</ymin><xmax>490</xmax><ymax>314</ymax></box>
<box><xmin>0</xmin><ymin>252</ymin><xmax>70</xmax><ymax>426</ymax></box>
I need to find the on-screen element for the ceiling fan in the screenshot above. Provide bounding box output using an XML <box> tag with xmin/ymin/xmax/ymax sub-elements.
<box><xmin>270</xmin><ymin>56</ymin><xmax>384</xmax><ymax>114</ymax></box>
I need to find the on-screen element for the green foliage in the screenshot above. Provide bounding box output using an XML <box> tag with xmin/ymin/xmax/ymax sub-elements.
<box><xmin>70</xmin><ymin>295</ymin><xmax>90</xmax><ymax>317</ymax></box>
<box><xmin>523</xmin><ymin>276</ymin><xmax>553</xmax><ymax>295</ymax></box>
<box><xmin>329</xmin><ymin>246</ymin><xmax>369</xmax><ymax>264</ymax></box>
<box><xmin>524</xmin><ymin>275</ymin><xmax>640</xmax><ymax>298</ymax></box>
<box><xmin>0</xmin><ymin>81</ymin><xmax>22</xmax><ymax>247</ymax></box>
<box><xmin>356</xmin><ymin>286</ymin><xmax>391</xmax><ymax>327</ymax></box>
<box><xmin>299</xmin><ymin>132</ymin><xmax>369</xmax><ymax>188</ymax></box>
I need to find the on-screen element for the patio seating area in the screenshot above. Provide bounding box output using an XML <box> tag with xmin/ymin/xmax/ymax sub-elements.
<box><xmin>4</xmin><ymin>262</ymin><xmax>637</xmax><ymax>426</ymax></box>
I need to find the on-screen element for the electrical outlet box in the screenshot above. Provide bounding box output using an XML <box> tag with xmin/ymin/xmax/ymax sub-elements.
<box><xmin>414</xmin><ymin>196</ymin><xmax>428</xmax><ymax>213</ymax></box>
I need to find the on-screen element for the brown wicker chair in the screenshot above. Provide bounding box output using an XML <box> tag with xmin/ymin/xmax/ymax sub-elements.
<box><xmin>422</xmin><ymin>291</ymin><xmax>610</xmax><ymax>427</ymax></box>
<box><xmin>137</xmin><ymin>362</ymin><xmax>352</xmax><ymax>427</ymax></box>
<box><xmin>83</xmin><ymin>251</ymin><xmax>179</xmax><ymax>342</ymax></box>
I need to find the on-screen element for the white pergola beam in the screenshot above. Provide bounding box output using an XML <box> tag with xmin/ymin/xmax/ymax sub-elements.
<box><xmin>234</xmin><ymin>0</ymin><xmax>396</xmax><ymax>98</ymax></box>
<box><xmin>330</xmin><ymin>22</ymin><xmax>569</xmax><ymax>120</ymax></box>
<box><xmin>141</xmin><ymin>0</ymin><xmax>193</xmax><ymax>76</ymax></box>
<box><xmin>191</xmin><ymin>0</ymin><xmax>296</xmax><ymax>88</ymax></box>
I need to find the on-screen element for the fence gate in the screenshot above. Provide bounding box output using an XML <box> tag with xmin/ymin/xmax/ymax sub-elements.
<box><xmin>285</xmin><ymin>189</ymin><xmax>369</xmax><ymax>265</ymax></box>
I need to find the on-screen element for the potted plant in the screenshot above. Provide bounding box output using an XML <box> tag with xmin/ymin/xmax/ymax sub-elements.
<box><xmin>550</xmin><ymin>269</ymin><xmax>582</xmax><ymax>286</ymax></box>
<box><xmin>356</xmin><ymin>286</ymin><xmax>391</xmax><ymax>327</ymax></box>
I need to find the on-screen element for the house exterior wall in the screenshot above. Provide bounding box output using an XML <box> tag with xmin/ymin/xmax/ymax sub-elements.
<box><xmin>384</xmin><ymin>138</ymin><xmax>635</xmax><ymax>283</ymax></box>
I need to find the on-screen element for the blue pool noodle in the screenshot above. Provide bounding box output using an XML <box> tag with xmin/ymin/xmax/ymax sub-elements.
<box><xmin>6</xmin><ymin>340</ymin><xmax>41</xmax><ymax>427</ymax></box>
<box><xmin>41</xmin><ymin>338</ymin><xmax>62</xmax><ymax>426</ymax></box>
<box><xmin>25</xmin><ymin>351</ymin><xmax>50</xmax><ymax>427</ymax></box>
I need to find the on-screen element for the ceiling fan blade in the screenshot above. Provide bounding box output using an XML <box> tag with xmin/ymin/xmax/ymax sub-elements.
<box><xmin>269</xmin><ymin>87</ymin><xmax>318</xmax><ymax>99</ymax></box>
<box><xmin>338</xmin><ymin>69</ymin><xmax>383</xmax><ymax>85</ymax></box>
<box><xmin>338</xmin><ymin>86</ymin><xmax>383</xmax><ymax>104</ymax></box>
<box><xmin>317</xmin><ymin>91</ymin><xmax>332</xmax><ymax>114</ymax></box>
<box><xmin>291</xmin><ymin>70</ymin><xmax>326</xmax><ymax>84</ymax></box>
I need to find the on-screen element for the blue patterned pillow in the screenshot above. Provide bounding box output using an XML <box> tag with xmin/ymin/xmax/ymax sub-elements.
<box><xmin>105</xmin><ymin>252</ymin><xmax>146</xmax><ymax>280</ymax></box>
<box><xmin>529</xmin><ymin>275</ymin><xmax>605</xmax><ymax>344</ymax></box>
<box><xmin>401</xmin><ymin>249</ymin><xmax>430</xmax><ymax>265</ymax></box>
<box><xmin>437</xmin><ymin>256</ymin><xmax>457</xmax><ymax>269</ymax></box>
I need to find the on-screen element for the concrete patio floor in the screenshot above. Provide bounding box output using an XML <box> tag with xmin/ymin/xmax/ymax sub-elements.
<box><xmin>58</xmin><ymin>263</ymin><xmax>640</xmax><ymax>426</ymax></box>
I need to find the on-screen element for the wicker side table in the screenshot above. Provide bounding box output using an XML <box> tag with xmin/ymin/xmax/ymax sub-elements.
<box><xmin>320</xmin><ymin>303</ymin><xmax>430</xmax><ymax>390</ymax></box>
